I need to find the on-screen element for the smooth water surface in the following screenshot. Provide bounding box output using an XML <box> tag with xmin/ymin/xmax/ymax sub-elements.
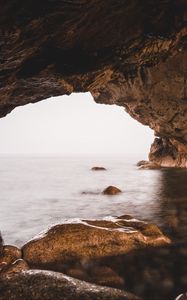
<box><xmin>0</xmin><ymin>155</ymin><xmax>187</xmax><ymax>246</ymax></box>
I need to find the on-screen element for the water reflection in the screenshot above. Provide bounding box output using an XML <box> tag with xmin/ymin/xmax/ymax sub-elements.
<box><xmin>156</xmin><ymin>168</ymin><xmax>187</xmax><ymax>242</ymax></box>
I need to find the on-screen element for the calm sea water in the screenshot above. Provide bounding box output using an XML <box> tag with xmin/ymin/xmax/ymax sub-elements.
<box><xmin>0</xmin><ymin>155</ymin><xmax>187</xmax><ymax>246</ymax></box>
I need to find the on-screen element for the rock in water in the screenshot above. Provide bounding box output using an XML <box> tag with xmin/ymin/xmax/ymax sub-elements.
<box><xmin>136</xmin><ymin>160</ymin><xmax>149</xmax><ymax>167</ymax></box>
<box><xmin>0</xmin><ymin>269</ymin><xmax>142</xmax><ymax>300</ymax></box>
<box><xmin>22</xmin><ymin>216</ymin><xmax>170</xmax><ymax>269</ymax></box>
<box><xmin>103</xmin><ymin>186</ymin><xmax>122</xmax><ymax>195</ymax></box>
<box><xmin>91</xmin><ymin>167</ymin><xmax>107</xmax><ymax>171</ymax></box>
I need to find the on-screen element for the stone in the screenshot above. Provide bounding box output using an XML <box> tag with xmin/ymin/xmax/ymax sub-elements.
<box><xmin>0</xmin><ymin>245</ymin><xmax>22</xmax><ymax>267</ymax></box>
<box><xmin>102</xmin><ymin>186</ymin><xmax>122</xmax><ymax>195</ymax></box>
<box><xmin>136</xmin><ymin>160</ymin><xmax>149</xmax><ymax>167</ymax></box>
<box><xmin>0</xmin><ymin>269</ymin><xmax>142</xmax><ymax>300</ymax></box>
<box><xmin>0</xmin><ymin>2</ymin><xmax>186</xmax><ymax>167</ymax></box>
<box><xmin>91</xmin><ymin>167</ymin><xmax>107</xmax><ymax>171</ymax></box>
<box><xmin>22</xmin><ymin>216</ymin><xmax>170</xmax><ymax>270</ymax></box>
<box><xmin>0</xmin><ymin>259</ymin><xmax>29</xmax><ymax>278</ymax></box>
<box><xmin>139</xmin><ymin>162</ymin><xmax>160</xmax><ymax>170</ymax></box>
<box><xmin>90</xmin><ymin>266</ymin><xmax>125</xmax><ymax>288</ymax></box>
<box><xmin>175</xmin><ymin>294</ymin><xmax>187</xmax><ymax>300</ymax></box>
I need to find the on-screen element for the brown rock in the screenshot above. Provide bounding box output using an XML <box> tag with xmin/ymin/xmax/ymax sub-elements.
<box><xmin>0</xmin><ymin>269</ymin><xmax>141</xmax><ymax>300</ymax></box>
<box><xmin>91</xmin><ymin>167</ymin><xmax>107</xmax><ymax>171</ymax></box>
<box><xmin>0</xmin><ymin>245</ymin><xmax>22</xmax><ymax>267</ymax></box>
<box><xmin>103</xmin><ymin>186</ymin><xmax>122</xmax><ymax>195</ymax></box>
<box><xmin>0</xmin><ymin>259</ymin><xmax>29</xmax><ymax>278</ymax></box>
<box><xmin>136</xmin><ymin>160</ymin><xmax>149</xmax><ymax>167</ymax></box>
<box><xmin>139</xmin><ymin>162</ymin><xmax>160</xmax><ymax>170</ymax></box>
<box><xmin>22</xmin><ymin>216</ymin><xmax>170</xmax><ymax>269</ymax></box>
<box><xmin>90</xmin><ymin>266</ymin><xmax>124</xmax><ymax>288</ymax></box>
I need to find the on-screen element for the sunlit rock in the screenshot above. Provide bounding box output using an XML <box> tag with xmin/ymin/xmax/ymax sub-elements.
<box><xmin>22</xmin><ymin>216</ymin><xmax>170</xmax><ymax>269</ymax></box>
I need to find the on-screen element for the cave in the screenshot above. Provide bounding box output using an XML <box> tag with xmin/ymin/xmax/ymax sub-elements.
<box><xmin>0</xmin><ymin>1</ymin><xmax>187</xmax><ymax>300</ymax></box>
<box><xmin>0</xmin><ymin>0</ymin><xmax>187</xmax><ymax>167</ymax></box>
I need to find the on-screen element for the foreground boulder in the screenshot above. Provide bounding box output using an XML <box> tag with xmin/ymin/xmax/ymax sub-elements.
<box><xmin>0</xmin><ymin>269</ymin><xmax>141</xmax><ymax>300</ymax></box>
<box><xmin>22</xmin><ymin>216</ymin><xmax>170</xmax><ymax>270</ymax></box>
<box><xmin>103</xmin><ymin>186</ymin><xmax>122</xmax><ymax>195</ymax></box>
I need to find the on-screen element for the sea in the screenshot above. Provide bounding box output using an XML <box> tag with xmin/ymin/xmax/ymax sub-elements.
<box><xmin>0</xmin><ymin>155</ymin><xmax>187</xmax><ymax>246</ymax></box>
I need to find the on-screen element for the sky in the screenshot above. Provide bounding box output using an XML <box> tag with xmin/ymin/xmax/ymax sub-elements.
<box><xmin>0</xmin><ymin>92</ymin><xmax>154</xmax><ymax>156</ymax></box>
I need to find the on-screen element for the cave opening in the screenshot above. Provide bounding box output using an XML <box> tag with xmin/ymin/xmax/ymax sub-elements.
<box><xmin>0</xmin><ymin>92</ymin><xmax>154</xmax><ymax>156</ymax></box>
<box><xmin>0</xmin><ymin>91</ymin><xmax>159</xmax><ymax>246</ymax></box>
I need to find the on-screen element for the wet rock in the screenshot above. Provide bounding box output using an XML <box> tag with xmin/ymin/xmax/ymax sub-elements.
<box><xmin>0</xmin><ymin>245</ymin><xmax>22</xmax><ymax>267</ymax></box>
<box><xmin>139</xmin><ymin>162</ymin><xmax>160</xmax><ymax>170</ymax></box>
<box><xmin>110</xmin><ymin>243</ymin><xmax>187</xmax><ymax>300</ymax></box>
<box><xmin>91</xmin><ymin>167</ymin><xmax>107</xmax><ymax>171</ymax></box>
<box><xmin>22</xmin><ymin>216</ymin><xmax>170</xmax><ymax>270</ymax></box>
<box><xmin>136</xmin><ymin>160</ymin><xmax>149</xmax><ymax>167</ymax></box>
<box><xmin>90</xmin><ymin>266</ymin><xmax>124</xmax><ymax>288</ymax></box>
<box><xmin>175</xmin><ymin>294</ymin><xmax>187</xmax><ymax>300</ymax></box>
<box><xmin>0</xmin><ymin>259</ymin><xmax>29</xmax><ymax>278</ymax></box>
<box><xmin>103</xmin><ymin>186</ymin><xmax>122</xmax><ymax>195</ymax></box>
<box><xmin>0</xmin><ymin>269</ymin><xmax>142</xmax><ymax>300</ymax></box>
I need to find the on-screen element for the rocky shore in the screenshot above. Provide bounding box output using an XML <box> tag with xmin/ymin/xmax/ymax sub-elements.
<box><xmin>2</xmin><ymin>215</ymin><xmax>185</xmax><ymax>300</ymax></box>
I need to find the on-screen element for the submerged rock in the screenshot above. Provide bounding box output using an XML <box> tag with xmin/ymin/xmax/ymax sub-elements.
<box><xmin>91</xmin><ymin>167</ymin><xmax>107</xmax><ymax>171</ymax></box>
<box><xmin>22</xmin><ymin>216</ymin><xmax>170</xmax><ymax>271</ymax></box>
<box><xmin>0</xmin><ymin>269</ymin><xmax>141</xmax><ymax>300</ymax></box>
<box><xmin>103</xmin><ymin>186</ymin><xmax>122</xmax><ymax>195</ymax></box>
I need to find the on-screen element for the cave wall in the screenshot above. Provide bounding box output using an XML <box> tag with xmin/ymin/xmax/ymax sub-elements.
<box><xmin>0</xmin><ymin>0</ymin><xmax>187</xmax><ymax>166</ymax></box>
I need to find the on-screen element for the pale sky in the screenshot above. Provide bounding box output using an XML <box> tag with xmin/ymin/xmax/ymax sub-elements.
<box><xmin>0</xmin><ymin>92</ymin><xmax>154</xmax><ymax>156</ymax></box>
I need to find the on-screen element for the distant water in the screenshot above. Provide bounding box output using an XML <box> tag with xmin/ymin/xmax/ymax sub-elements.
<box><xmin>0</xmin><ymin>155</ymin><xmax>187</xmax><ymax>246</ymax></box>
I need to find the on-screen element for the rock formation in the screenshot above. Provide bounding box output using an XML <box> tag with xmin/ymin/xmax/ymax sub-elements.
<box><xmin>22</xmin><ymin>216</ymin><xmax>170</xmax><ymax>269</ymax></box>
<box><xmin>0</xmin><ymin>0</ymin><xmax>187</xmax><ymax>166</ymax></box>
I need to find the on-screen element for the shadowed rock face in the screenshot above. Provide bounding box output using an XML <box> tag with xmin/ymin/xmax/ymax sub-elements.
<box><xmin>0</xmin><ymin>270</ymin><xmax>141</xmax><ymax>300</ymax></box>
<box><xmin>0</xmin><ymin>0</ymin><xmax>187</xmax><ymax>166</ymax></box>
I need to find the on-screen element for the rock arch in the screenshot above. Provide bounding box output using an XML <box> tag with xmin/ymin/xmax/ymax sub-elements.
<box><xmin>0</xmin><ymin>0</ymin><xmax>187</xmax><ymax>166</ymax></box>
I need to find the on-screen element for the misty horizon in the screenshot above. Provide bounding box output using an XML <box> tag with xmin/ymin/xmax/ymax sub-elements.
<box><xmin>0</xmin><ymin>92</ymin><xmax>154</xmax><ymax>156</ymax></box>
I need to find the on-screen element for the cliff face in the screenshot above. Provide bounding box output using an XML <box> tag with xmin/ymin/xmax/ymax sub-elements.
<box><xmin>0</xmin><ymin>0</ymin><xmax>187</xmax><ymax>167</ymax></box>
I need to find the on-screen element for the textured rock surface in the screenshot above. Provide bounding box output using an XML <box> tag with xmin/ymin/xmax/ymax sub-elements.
<box><xmin>0</xmin><ymin>245</ymin><xmax>22</xmax><ymax>266</ymax></box>
<box><xmin>0</xmin><ymin>0</ymin><xmax>187</xmax><ymax>166</ymax></box>
<box><xmin>0</xmin><ymin>270</ymin><xmax>141</xmax><ymax>300</ymax></box>
<box><xmin>22</xmin><ymin>216</ymin><xmax>170</xmax><ymax>268</ymax></box>
<box><xmin>0</xmin><ymin>259</ymin><xmax>29</xmax><ymax>279</ymax></box>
